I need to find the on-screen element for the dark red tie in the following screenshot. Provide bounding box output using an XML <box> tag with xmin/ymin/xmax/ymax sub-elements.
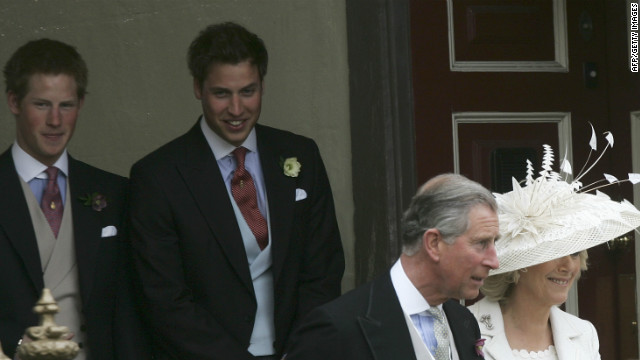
<box><xmin>41</xmin><ymin>166</ymin><xmax>63</xmax><ymax>238</ymax></box>
<box><xmin>231</xmin><ymin>147</ymin><xmax>268</xmax><ymax>250</ymax></box>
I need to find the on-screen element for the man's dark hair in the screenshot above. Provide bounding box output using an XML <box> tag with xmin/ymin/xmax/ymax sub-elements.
<box><xmin>4</xmin><ymin>38</ymin><xmax>88</xmax><ymax>102</ymax></box>
<box><xmin>188</xmin><ymin>22</ymin><xmax>268</xmax><ymax>88</ymax></box>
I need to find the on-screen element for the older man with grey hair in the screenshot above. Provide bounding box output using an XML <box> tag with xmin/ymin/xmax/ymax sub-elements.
<box><xmin>285</xmin><ymin>173</ymin><xmax>499</xmax><ymax>360</ymax></box>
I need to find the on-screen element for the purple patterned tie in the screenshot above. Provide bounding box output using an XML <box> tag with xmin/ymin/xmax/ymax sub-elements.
<box><xmin>231</xmin><ymin>147</ymin><xmax>268</xmax><ymax>250</ymax></box>
<box><xmin>41</xmin><ymin>166</ymin><xmax>63</xmax><ymax>238</ymax></box>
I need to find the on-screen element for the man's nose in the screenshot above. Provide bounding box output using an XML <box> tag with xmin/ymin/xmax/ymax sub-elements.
<box><xmin>228</xmin><ymin>95</ymin><xmax>243</xmax><ymax>116</ymax></box>
<box><xmin>47</xmin><ymin>107</ymin><xmax>62</xmax><ymax>126</ymax></box>
<box><xmin>484</xmin><ymin>243</ymin><xmax>499</xmax><ymax>270</ymax></box>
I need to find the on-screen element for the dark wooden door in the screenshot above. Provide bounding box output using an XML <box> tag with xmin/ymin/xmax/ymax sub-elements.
<box><xmin>410</xmin><ymin>0</ymin><xmax>640</xmax><ymax>358</ymax></box>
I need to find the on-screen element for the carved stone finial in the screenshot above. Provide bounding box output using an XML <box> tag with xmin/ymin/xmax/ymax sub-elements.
<box><xmin>16</xmin><ymin>288</ymin><xmax>79</xmax><ymax>360</ymax></box>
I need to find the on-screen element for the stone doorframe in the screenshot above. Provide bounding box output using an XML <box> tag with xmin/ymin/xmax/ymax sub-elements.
<box><xmin>346</xmin><ymin>0</ymin><xmax>416</xmax><ymax>284</ymax></box>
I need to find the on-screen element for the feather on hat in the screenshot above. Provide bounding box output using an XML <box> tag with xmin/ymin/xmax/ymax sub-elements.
<box><xmin>491</xmin><ymin>125</ymin><xmax>640</xmax><ymax>275</ymax></box>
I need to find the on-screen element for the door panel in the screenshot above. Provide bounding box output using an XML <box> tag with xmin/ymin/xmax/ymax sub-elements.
<box><xmin>451</xmin><ymin>0</ymin><xmax>555</xmax><ymax>61</ymax></box>
<box><xmin>410</xmin><ymin>0</ymin><xmax>639</xmax><ymax>358</ymax></box>
<box><xmin>457</xmin><ymin>121</ymin><xmax>559</xmax><ymax>187</ymax></box>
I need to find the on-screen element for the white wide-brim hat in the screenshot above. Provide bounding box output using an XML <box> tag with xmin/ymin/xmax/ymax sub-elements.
<box><xmin>490</xmin><ymin>128</ymin><xmax>640</xmax><ymax>275</ymax></box>
<box><xmin>491</xmin><ymin>177</ymin><xmax>640</xmax><ymax>275</ymax></box>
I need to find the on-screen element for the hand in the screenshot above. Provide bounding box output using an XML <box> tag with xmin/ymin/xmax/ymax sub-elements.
<box><xmin>0</xmin><ymin>341</ymin><xmax>10</xmax><ymax>360</ymax></box>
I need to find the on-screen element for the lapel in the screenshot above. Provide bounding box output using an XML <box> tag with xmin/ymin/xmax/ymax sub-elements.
<box><xmin>0</xmin><ymin>148</ymin><xmax>44</xmax><ymax>293</ymax></box>
<box><xmin>484</xmin><ymin>332</ymin><xmax>513</xmax><ymax>360</ymax></box>
<box><xmin>473</xmin><ymin>299</ymin><xmax>586</xmax><ymax>359</ymax></box>
<box><xmin>255</xmin><ymin>125</ymin><xmax>296</xmax><ymax>283</ymax></box>
<box><xmin>175</xmin><ymin>124</ymin><xmax>253</xmax><ymax>293</ymax></box>
<box><xmin>550</xmin><ymin>306</ymin><xmax>582</xmax><ymax>360</ymax></box>
<box><xmin>443</xmin><ymin>299</ymin><xmax>483</xmax><ymax>360</ymax></box>
<box><xmin>357</xmin><ymin>273</ymin><xmax>417</xmax><ymax>360</ymax></box>
<box><xmin>68</xmin><ymin>156</ymin><xmax>108</xmax><ymax>304</ymax></box>
<box><xmin>471</xmin><ymin>298</ymin><xmax>515</xmax><ymax>360</ymax></box>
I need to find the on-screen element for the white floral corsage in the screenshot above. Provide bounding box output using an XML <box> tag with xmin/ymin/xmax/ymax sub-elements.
<box><xmin>282</xmin><ymin>157</ymin><xmax>301</xmax><ymax>177</ymax></box>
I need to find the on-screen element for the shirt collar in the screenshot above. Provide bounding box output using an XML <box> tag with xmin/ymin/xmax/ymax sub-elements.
<box><xmin>390</xmin><ymin>258</ymin><xmax>441</xmax><ymax>316</ymax></box>
<box><xmin>11</xmin><ymin>142</ymin><xmax>69</xmax><ymax>182</ymax></box>
<box><xmin>199</xmin><ymin>116</ymin><xmax>258</xmax><ymax>160</ymax></box>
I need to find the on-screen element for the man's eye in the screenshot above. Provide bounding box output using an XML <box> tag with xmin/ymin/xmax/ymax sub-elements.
<box><xmin>212</xmin><ymin>90</ymin><xmax>228</xmax><ymax>98</ymax></box>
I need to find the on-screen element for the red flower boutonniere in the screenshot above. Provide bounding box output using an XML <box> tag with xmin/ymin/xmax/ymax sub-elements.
<box><xmin>79</xmin><ymin>192</ymin><xmax>107</xmax><ymax>211</ymax></box>
<box><xmin>475</xmin><ymin>338</ymin><xmax>486</xmax><ymax>357</ymax></box>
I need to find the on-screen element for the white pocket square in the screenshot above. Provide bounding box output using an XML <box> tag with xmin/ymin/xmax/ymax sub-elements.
<box><xmin>295</xmin><ymin>188</ymin><xmax>307</xmax><ymax>201</ymax></box>
<box><xmin>101</xmin><ymin>225</ymin><xmax>118</xmax><ymax>238</ymax></box>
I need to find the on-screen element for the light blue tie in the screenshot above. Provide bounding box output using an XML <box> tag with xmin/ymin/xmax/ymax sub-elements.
<box><xmin>427</xmin><ymin>307</ymin><xmax>450</xmax><ymax>360</ymax></box>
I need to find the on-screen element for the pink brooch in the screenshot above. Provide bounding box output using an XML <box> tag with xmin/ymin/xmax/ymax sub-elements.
<box><xmin>475</xmin><ymin>338</ymin><xmax>486</xmax><ymax>357</ymax></box>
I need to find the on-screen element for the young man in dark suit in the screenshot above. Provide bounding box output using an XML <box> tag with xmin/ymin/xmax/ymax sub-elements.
<box><xmin>285</xmin><ymin>174</ymin><xmax>499</xmax><ymax>360</ymax></box>
<box><xmin>128</xmin><ymin>22</ymin><xmax>344</xmax><ymax>359</ymax></box>
<box><xmin>0</xmin><ymin>39</ymin><xmax>149</xmax><ymax>359</ymax></box>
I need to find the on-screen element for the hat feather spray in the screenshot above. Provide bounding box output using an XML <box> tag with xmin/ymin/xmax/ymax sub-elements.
<box><xmin>492</xmin><ymin>124</ymin><xmax>640</xmax><ymax>275</ymax></box>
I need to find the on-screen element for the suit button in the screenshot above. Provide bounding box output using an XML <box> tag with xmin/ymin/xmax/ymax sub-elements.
<box><xmin>80</xmin><ymin>324</ymin><xmax>86</xmax><ymax>332</ymax></box>
<box><xmin>78</xmin><ymin>342</ymin><xmax>84</xmax><ymax>349</ymax></box>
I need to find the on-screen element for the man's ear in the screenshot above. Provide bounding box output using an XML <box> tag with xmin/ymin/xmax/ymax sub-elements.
<box><xmin>7</xmin><ymin>91</ymin><xmax>20</xmax><ymax>115</ymax></box>
<box><xmin>193</xmin><ymin>78</ymin><xmax>202</xmax><ymax>100</ymax></box>
<box><xmin>423</xmin><ymin>228</ymin><xmax>443</xmax><ymax>261</ymax></box>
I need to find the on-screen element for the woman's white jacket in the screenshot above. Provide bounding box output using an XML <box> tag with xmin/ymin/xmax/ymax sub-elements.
<box><xmin>468</xmin><ymin>298</ymin><xmax>600</xmax><ymax>360</ymax></box>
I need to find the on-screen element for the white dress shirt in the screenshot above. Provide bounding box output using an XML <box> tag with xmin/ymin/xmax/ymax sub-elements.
<box><xmin>12</xmin><ymin>142</ymin><xmax>68</xmax><ymax>204</ymax></box>
<box><xmin>390</xmin><ymin>259</ymin><xmax>459</xmax><ymax>360</ymax></box>
<box><xmin>199</xmin><ymin>118</ymin><xmax>268</xmax><ymax>217</ymax></box>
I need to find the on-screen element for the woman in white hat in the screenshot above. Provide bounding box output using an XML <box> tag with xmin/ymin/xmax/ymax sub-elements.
<box><xmin>468</xmin><ymin>133</ymin><xmax>640</xmax><ymax>360</ymax></box>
